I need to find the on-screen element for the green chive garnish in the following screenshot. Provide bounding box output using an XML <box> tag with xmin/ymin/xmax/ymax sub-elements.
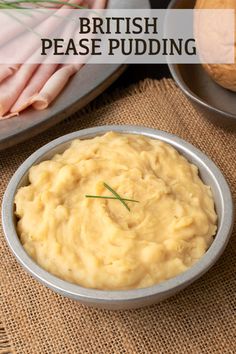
<box><xmin>0</xmin><ymin>0</ymin><xmax>87</xmax><ymax>9</ymax></box>
<box><xmin>85</xmin><ymin>183</ymin><xmax>140</xmax><ymax>212</ymax></box>
<box><xmin>103</xmin><ymin>183</ymin><xmax>130</xmax><ymax>211</ymax></box>
<box><xmin>85</xmin><ymin>195</ymin><xmax>139</xmax><ymax>203</ymax></box>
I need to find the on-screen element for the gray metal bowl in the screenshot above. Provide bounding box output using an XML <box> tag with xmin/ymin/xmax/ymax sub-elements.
<box><xmin>2</xmin><ymin>125</ymin><xmax>234</xmax><ymax>310</ymax></box>
<box><xmin>168</xmin><ymin>0</ymin><xmax>236</xmax><ymax>128</ymax></box>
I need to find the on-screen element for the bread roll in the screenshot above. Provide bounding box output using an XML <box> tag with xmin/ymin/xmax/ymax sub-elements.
<box><xmin>195</xmin><ymin>0</ymin><xmax>236</xmax><ymax>92</ymax></box>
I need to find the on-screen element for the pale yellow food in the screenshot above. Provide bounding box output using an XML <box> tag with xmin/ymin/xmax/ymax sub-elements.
<box><xmin>15</xmin><ymin>132</ymin><xmax>217</xmax><ymax>290</ymax></box>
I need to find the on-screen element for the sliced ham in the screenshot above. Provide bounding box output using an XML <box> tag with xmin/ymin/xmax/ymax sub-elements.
<box><xmin>10</xmin><ymin>64</ymin><xmax>59</xmax><ymax>114</ymax></box>
<box><xmin>10</xmin><ymin>0</ymin><xmax>82</xmax><ymax>115</ymax></box>
<box><xmin>0</xmin><ymin>64</ymin><xmax>20</xmax><ymax>84</ymax></box>
<box><xmin>0</xmin><ymin>0</ymin><xmax>106</xmax><ymax>119</ymax></box>
<box><xmin>0</xmin><ymin>10</ymin><xmax>57</xmax><ymax>49</ymax></box>
<box><xmin>0</xmin><ymin>112</ymin><xmax>19</xmax><ymax>120</ymax></box>
<box><xmin>31</xmin><ymin>64</ymin><xmax>82</xmax><ymax>110</ymax></box>
<box><xmin>0</xmin><ymin>1</ymin><xmax>80</xmax><ymax>64</ymax></box>
<box><xmin>0</xmin><ymin>64</ymin><xmax>38</xmax><ymax>117</ymax></box>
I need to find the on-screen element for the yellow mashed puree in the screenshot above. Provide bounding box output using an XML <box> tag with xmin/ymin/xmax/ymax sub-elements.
<box><xmin>15</xmin><ymin>132</ymin><xmax>217</xmax><ymax>290</ymax></box>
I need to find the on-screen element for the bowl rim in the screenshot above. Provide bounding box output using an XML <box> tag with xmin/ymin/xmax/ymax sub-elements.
<box><xmin>1</xmin><ymin>125</ymin><xmax>234</xmax><ymax>304</ymax></box>
<box><xmin>168</xmin><ymin>63</ymin><xmax>236</xmax><ymax>121</ymax></box>
<box><xmin>167</xmin><ymin>0</ymin><xmax>236</xmax><ymax>122</ymax></box>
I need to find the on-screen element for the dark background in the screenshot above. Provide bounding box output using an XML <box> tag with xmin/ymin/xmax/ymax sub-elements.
<box><xmin>113</xmin><ymin>0</ymin><xmax>172</xmax><ymax>90</ymax></box>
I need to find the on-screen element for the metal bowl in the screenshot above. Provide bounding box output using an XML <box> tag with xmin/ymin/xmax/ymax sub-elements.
<box><xmin>2</xmin><ymin>125</ymin><xmax>234</xmax><ymax>310</ymax></box>
<box><xmin>168</xmin><ymin>0</ymin><xmax>236</xmax><ymax>128</ymax></box>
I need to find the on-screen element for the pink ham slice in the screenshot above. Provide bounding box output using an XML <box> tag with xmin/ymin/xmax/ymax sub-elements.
<box><xmin>0</xmin><ymin>0</ymin><xmax>106</xmax><ymax>118</ymax></box>
<box><xmin>10</xmin><ymin>0</ymin><xmax>83</xmax><ymax>115</ymax></box>
<box><xmin>0</xmin><ymin>64</ymin><xmax>38</xmax><ymax>118</ymax></box>
<box><xmin>10</xmin><ymin>64</ymin><xmax>59</xmax><ymax>114</ymax></box>
<box><xmin>31</xmin><ymin>64</ymin><xmax>82</xmax><ymax>110</ymax></box>
<box><xmin>0</xmin><ymin>9</ymin><xmax>58</xmax><ymax>50</ymax></box>
<box><xmin>0</xmin><ymin>64</ymin><xmax>20</xmax><ymax>84</ymax></box>
<box><xmin>0</xmin><ymin>1</ymin><xmax>79</xmax><ymax>65</ymax></box>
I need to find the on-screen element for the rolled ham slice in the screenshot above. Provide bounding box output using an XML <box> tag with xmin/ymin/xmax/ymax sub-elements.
<box><xmin>0</xmin><ymin>64</ymin><xmax>38</xmax><ymax>117</ymax></box>
<box><xmin>31</xmin><ymin>64</ymin><xmax>82</xmax><ymax>110</ymax></box>
<box><xmin>0</xmin><ymin>9</ymin><xmax>57</xmax><ymax>50</ymax></box>
<box><xmin>10</xmin><ymin>0</ymin><xmax>82</xmax><ymax>115</ymax></box>
<box><xmin>0</xmin><ymin>1</ymin><xmax>79</xmax><ymax>65</ymax></box>
<box><xmin>0</xmin><ymin>64</ymin><xmax>20</xmax><ymax>84</ymax></box>
<box><xmin>10</xmin><ymin>64</ymin><xmax>59</xmax><ymax>114</ymax></box>
<box><xmin>0</xmin><ymin>0</ymin><xmax>106</xmax><ymax>119</ymax></box>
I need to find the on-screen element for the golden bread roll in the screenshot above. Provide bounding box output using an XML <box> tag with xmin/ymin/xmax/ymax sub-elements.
<box><xmin>195</xmin><ymin>0</ymin><xmax>236</xmax><ymax>91</ymax></box>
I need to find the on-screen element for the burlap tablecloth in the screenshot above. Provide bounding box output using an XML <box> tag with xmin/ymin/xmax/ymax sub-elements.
<box><xmin>0</xmin><ymin>78</ymin><xmax>235</xmax><ymax>354</ymax></box>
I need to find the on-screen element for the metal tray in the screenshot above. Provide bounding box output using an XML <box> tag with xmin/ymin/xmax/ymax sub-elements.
<box><xmin>0</xmin><ymin>0</ymin><xmax>150</xmax><ymax>151</ymax></box>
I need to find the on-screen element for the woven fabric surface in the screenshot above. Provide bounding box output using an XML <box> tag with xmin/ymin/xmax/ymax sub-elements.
<box><xmin>0</xmin><ymin>78</ymin><xmax>235</xmax><ymax>354</ymax></box>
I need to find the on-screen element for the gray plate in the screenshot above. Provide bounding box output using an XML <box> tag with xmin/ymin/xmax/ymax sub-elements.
<box><xmin>2</xmin><ymin>125</ymin><xmax>234</xmax><ymax>310</ymax></box>
<box><xmin>168</xmin><ymin>0</ymin><xmax>236</xmax><ymax>128</ymax></box>
<box><xmin>0</xmin><ymin>0</ymin><xmax>150</xmax><ymax>151</ymax></box>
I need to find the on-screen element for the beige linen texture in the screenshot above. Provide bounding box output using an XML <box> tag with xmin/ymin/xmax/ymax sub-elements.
<box><xmin>0</xmin><ymin>79</ymin><xmax>235</xmax><ymax>354</ymax></box>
